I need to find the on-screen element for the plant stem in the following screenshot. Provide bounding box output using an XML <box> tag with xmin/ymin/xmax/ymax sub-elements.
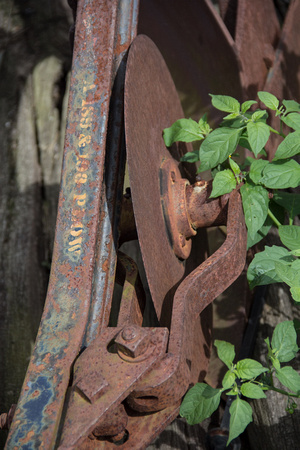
<box><xmin>269</xmin><ymin>126</ymin><xmax>286</xmax><ymax>139</ymax></box>
<box><xmin>240</xmin><ymin>114</ymin><xmax>248</xmax><ymax>122</ymax></box>
<box><xmin>267</xmin><ymin>208</ymin><xmax>281</xmax><ymax>228</ymax></box>
<box><xmin>264</xmin><ymin>385</ymin><xmax>300</xmax><ymax>398</ymax></box>
<box><xmin>280</xmin><ymin>118</ymin><xmax>283</xmax><ymax>136</ymax></box>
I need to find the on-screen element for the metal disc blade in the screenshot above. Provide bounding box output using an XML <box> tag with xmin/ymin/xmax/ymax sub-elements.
<box><xmin>124</xmin><ymin>35</ymin><xmax>192</xmax><ymax>320</ymax></box>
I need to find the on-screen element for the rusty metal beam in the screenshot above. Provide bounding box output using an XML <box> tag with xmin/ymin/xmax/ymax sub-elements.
<box><xmin>6</xmin><ymin>1</ymin><xmax>139</xmax><ymax>447</ymax></box>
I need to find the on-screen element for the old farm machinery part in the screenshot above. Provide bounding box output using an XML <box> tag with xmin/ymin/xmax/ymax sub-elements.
<box><xmin>3</xmin><ymin>0</ymin><xmax>300</xmax><ymax>448</ymax></box>
<box><xmin>57</xmin><ymin>35</ymin><xmax>247</xmax><ymax>448</ymax></box>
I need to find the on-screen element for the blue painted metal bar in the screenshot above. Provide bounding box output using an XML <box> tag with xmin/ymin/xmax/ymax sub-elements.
<box><xmin>6</xmin><ymin>1</ymin><xmax>139</xmax><ymax>447</ymax></box>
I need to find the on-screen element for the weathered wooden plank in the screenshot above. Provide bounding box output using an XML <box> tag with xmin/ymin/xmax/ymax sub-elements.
<box><xmin>247</xmin><ymin>241</ymin><xmax>300</xmax><ymax>449</ymax></box>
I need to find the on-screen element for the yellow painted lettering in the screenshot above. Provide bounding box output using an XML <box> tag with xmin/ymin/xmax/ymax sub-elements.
<box><xmin>76</xmin><ymin>159</ymin><xmax>89</xmax><ymax>172</ymax></box>
<box><xmin>68</xmin><ymin>245</ymin><xmax>81</xmax><ymax>253</ymax></box>
<box><xmin>71</xmin><ymin>221</ymin><xmax>84</xmax><ymax>228</ymax></box>
<box><xmin>79</xmin><ymin>134</ymin><xmax>91</xmax><ymax>148</ymax></box>
<box><xmin>81</xmin><ymin>99</ymin><xmax>94</xmax><ymax>107</ymax></box>
<box><xmin>74</xmin><ymin>173</ymin><xmax>87</xmax><ymax>184</ymax></box>
<box><xmin>83</xmin><ymin>83</ymin><xmax>96</xmax><ymax>93</ymax></box>
<box><xmin>81</xmin><ymin>106</ymin><xmax>94</xmax><ymax>117</ymax></box>
<box><xmin>69</xmin><ymin>237</ymin><xmax>82</xmax><ymax>246</ymax></box>
<box><xmin>73</xmin><ymin>193</ymin><xmax>87</xmax><ymax>207</ymax></box>
<box><xmin>70</xmin><ymin>229</ymin><xmax>82</xmax><ymax>237</ymax></box>
<box><xmin>80</xmin><ymin>116</ymin><xmax>93</xmax><ymax>129</ymax></box>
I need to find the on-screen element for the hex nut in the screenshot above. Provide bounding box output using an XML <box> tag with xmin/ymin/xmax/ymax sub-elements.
<box><xmin>115</xmin><ymin>325</ymin><xmax>150</xmax><ymax>359</ymax></box>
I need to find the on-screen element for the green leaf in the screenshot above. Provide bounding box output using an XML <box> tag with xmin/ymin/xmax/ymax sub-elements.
<box><xmin>211</xmin><ymin>164</ymin><xmax>222</xmax><ymax>178</ymax></box>
<box><xmin>223</xmin><ymin>113</ymin><xmax>240</xmax><ymax>120</ymax></box>
<box><xmin>228</xmin><ymin>398</ymin><xmax>252</xmax><ymax>445</ymax></box>
<box><xmin>210</xmin><ymin>94</ymin><xmax>240</xmax><ymax>113</ymax></box>
<box><xmin>239</xmin><ymin>135</ymin><xmax>252</xmax><ymax>151</ymax></box>
<box><xmin>180</xmin><ymin>150</ymin><xmax>200</xmax><ymax>163</ymax></box>
<box><xmin>198</xmin><ymin>113</ymin><xmax>212</xmax><ymax>135</ymax></box>
<box><xmin>259</xmin><ymin>148</ymin><xmax>268</xmax><ymax>157</ymax></box>
<box><xmin>236</xmin><ymin>359</ymin><xmax>268</xmax><ymax>380</ymax></box>
<box><xmin>246</xmin><ymin>197</ymin><xmax>283</xmax><ymax>249</ymax></box>
<box><xmin>271</xmin><ymin>321</ymin><xmax>299</xmax><ymax>363</ymax></box>
<box><xmin>210</xmin><ymin>170</ymin><xmax>236</xmax><ymax>198</ymax></box>
<box><xmin>241</xmin><ymin>100</ymin><xmax>257</xmax><ymax>113</ymax></box>
<box><xmin>258</xmin><ymin>91</ymin><xmax>279</xmax><ymax>111</ymax></box>
<box><xmin>274</xmin><ymin>260</ymin><xmax>300</xmax><ymax>301</ymax></box>
<box><xmin>179</xmin><ymin>383</ymin><xmax>222</xmax><ymax>425</ymax></box>
<box><xmin>229</xmin><ymin>157</ymin><xmax>241</xmax><ymax>176</ymax></box>
<box><xmin>291</xmin><ymin>259</ymin><xmax>300</xmax><ymax>270</ymax></box>
<box><xmin>220</xmin><ymin>116</ymin><xmax>247</xmax><ymax>129</ymax></box>
<box><xmin>273</xmin><ymin>131</ymin><xmax>300</xmax><ymax>160</ymax></box>
<box><xmin>279</xmin><ymin>225</ymin><xmax>300</xmax><ymax>250</ymax></box>
<box><xmin>251</xmin><ymin>110</ymin><xmax>268</xmax><ymax>121</ymax></box>
<box><xmin>241</xmin><ymin>382</ymin><xmax>266</xmax><ymax>399</ymax></box>
<box><xmin>261</xmin><ymin>159</ymin><xmax>300</xmax><ymax>189</ymax></box>
<box><xmin>240</xmin><ymin>183</ymin><xmax>269</xmax><ymax>239</ymax></box>
<box><xmin>247</xmin><ymin>245</ymin><xmax>294</xmax><ymax>290</ymax></box>
<box><xmin>163</xmin><ymin>118</ymin><xmax>204</xmax><ymax>146</ymax></box>
<box><xmin>283</xmin><ymin>99</ymin><xmax>300</xmax><ymax>114</ymax></box>
<box><xmin>247</xmin><ymin>122</ymin><xmax>270</xmax><ymax>156</ymax></box>
<box><xmin>273</xmin><ymin>191</ymin><xmax>300</xmax><ymax>220</ymax></box>
<box><xmin>249</xmin><ymin>159</ymin><xmax>269</xmax><ymax>184</ymax></box>
<box><xmin>215</xmin><ymin>340</ymin><xmax>235</xmax><ymax>369</ymax></box>
<box><xmin>199</xmin><ymin>127</ymin><xmax>243</xmax><ymax>172</ymax></box>
<box><xmin>246</xmin><ymin>221</ymin><xmax>271</xmax><ymax>249</ymax></box>
<box><xmin>222</xmin><ymin>370</ymin><xmax>236</xmax><ymax>389</ymax></box>
<box><xmin>290</xmin><ymin>286</ymin><xmax>300</xmax><ymax>302</ymax></box>
<box><xmin>265</xmin><ymin>336</ymin><xmax>272</xmax><ymax>353</ymax></box>
<box><xmin>246</xmin><ymin>198</ymin><xmax>282</xmax><ymax>248</ymax></box>
<box><xmin>271</xmin><ymin>357</ymin><xmax>281</xmax><ymax>371</ymax></box>
<box><xmin>275</xmin><ymin>366</ymin><xmax>300</xmax><ymax>394</ymax></box>
<box><xmin>281</xmin><ymin>113</ymin><xmax>300</xmax><ymax>131</ymax></box>
<box><xmin>274</xmin><ymin>262</ymin><xmax>300</xmax><ymax>288</ymax></box>
<box><xmin>226</xmin><ymin>388</ymin><xmax>239</xmax><ymax>396</ymax></box>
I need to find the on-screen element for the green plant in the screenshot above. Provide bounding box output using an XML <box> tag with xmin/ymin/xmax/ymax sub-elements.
<box><xmin>163</xmin><ymin>92</ymin><xmax>300</xmax><ymax>445</ymax></box>
<box><xmin>164</xmin><ymin>92</ymin><xmax>300</xmax><ymax>300</ymax></box>
<box><xmin>180</xmin><ymin>321</ymin><xmax>300</xmax><ymax>445</ymax></box>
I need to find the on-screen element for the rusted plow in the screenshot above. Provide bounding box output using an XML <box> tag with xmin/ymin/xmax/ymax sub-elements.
<box><xmin>4</xmin><ymin>1</ymin><xmax>300</xmax><ymax>448</ymax></box>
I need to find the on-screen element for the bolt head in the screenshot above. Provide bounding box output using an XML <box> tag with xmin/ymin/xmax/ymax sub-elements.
<box><xmin>76</xmin><ymin>372</ymin><xmax>109</xmax><ymax>403</ymax></box>
<box><xmin>121</xmin><ymin>326</ymin><xmax>138</xmax><ymax>341</ymax></box>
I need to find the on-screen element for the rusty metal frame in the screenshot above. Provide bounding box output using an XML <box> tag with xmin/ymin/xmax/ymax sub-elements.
<box><xmin>6</xmin><ymin>0</ymin><xmax>139</xmax><ymax>447</ymax></box>
<box><xmin>51</xmin><ymin>189</ymin><xmax>246</xmax><ymax>449</ymax></box>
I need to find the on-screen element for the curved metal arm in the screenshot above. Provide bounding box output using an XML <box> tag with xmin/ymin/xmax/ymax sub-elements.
<box><xmin>128</xmin><ymin>189</ymin><xmax>247</xmax><ymax>411</ymax></box>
